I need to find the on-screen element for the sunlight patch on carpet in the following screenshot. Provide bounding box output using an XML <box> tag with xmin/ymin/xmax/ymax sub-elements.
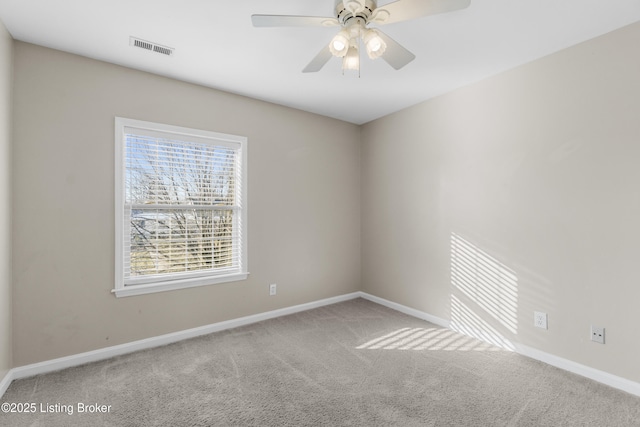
<box><xmin>356</xmin><ymin>327</ymin><xmax>502</xmax><ymax>352</ymax></box>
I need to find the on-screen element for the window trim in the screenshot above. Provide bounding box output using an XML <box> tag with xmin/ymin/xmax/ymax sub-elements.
<box><xmin>114</xmin><ymin>117</ymin><xmax>248</xmax><ymax>298</ymax></box>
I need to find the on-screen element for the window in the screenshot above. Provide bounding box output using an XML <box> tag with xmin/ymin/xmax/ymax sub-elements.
<box><xmin>114</xmin><ymin>118</ymin><xmax>248</xmax><ymax>297</ymax></box>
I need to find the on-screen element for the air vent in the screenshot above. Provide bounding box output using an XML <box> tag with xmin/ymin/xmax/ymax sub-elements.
<box><xmin>129</xmin><ymin>37</ymin><xmax>174</xmax><ymax>57</ymax></box>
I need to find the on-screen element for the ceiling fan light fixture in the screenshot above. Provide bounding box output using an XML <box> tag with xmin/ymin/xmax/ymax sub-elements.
<box><xmin>330</xmin><ymin>30</ymin><xmax>350</xmax><ymax>57</ymax></box>
<box><xmin>342</xmin><ymin>45</ymin><xmax>360</xmax><ymax>71</ymax></box>
<box><xmin>364</xmin><ymin>29</ymin><xmax>386</xmax><ymax>59</ymax></box>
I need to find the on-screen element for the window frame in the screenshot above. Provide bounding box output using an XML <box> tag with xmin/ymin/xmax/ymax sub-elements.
<box><xmin>114</xmin><ymin>117</ymin><xmax>248</xmax><ymax>297</ymax></box>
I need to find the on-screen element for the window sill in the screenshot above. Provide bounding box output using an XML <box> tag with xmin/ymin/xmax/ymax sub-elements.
<box><xmin>112</xmin><ymin>272</ymin><xmax>249</xmax><ymax>298</ymax></box>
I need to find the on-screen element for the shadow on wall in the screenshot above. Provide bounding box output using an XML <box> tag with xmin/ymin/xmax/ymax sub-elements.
<box><xmin>450</xmin><ymin>232</ymin><xmax>518</xmax><ymax>351</ymax></box>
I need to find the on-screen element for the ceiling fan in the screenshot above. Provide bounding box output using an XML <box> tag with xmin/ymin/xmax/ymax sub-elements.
<box><xmin>252</xmin><ymin>0</ymin><xmax>471</xmax><ymax>74</ymax></box>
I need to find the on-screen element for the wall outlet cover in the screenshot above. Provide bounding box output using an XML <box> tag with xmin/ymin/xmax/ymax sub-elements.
<box><xmin>534</xmin><ymin>311</ymin><xmax>548</xmax><ymax>329</ymax></box>
<box><xmin>591</xmin><ymin>325</ymin><xmax>605</xmax><ymax>344</ymax></box>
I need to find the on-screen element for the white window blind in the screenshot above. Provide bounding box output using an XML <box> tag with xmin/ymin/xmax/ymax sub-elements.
<box><xmin>114</xmin><ymin>118</ymin><xmax>248</xmax><ymax>297</ymax></box>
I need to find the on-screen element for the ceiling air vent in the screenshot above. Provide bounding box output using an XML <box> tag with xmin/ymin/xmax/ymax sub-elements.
<box><xmin>129</xmin><ymin>37</ymin><xmax>174</xmax><ymax>57</ymax></box>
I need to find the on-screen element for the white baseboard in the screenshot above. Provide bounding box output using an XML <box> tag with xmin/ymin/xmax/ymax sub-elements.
<box><xmin>358</xmin><ymin>292</ymin><xmax>640</xmax><ymax>398</ymax></box>
<box><xmin>0</xmin><ymin>369</ymin><xmax>13</xmax><ymax>398</ymax></box>
<box><xmin>3</xmin><ymin>291</ymin><xmax>639</xmax><ymax>400</ymax></box>
<box><xmin>0</xmin><ymin>292</ymin><xmax>361</xmax><ymax>397</ymax></box>
<box><xmin>359</xmin><ymin>292</ymin><xmax>451</xmax><ymax>329</ymax></box>
<box><xmin>514</xmin><ymin>343</ymin><xmax>640</xmax><ymax>398</ymax></box>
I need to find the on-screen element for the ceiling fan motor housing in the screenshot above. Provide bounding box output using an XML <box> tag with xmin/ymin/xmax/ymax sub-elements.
<box><xmin>335</xmin><ymin>0</ymin><xmax>377</xmax><ymax>26</ymax></box>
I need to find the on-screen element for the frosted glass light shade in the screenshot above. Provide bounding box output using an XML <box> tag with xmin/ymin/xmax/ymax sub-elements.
<box><xmin>330</xmin><ymin>30</ymin><xmax>350</xmax><ymax>57</ymax></box>
<box><xmin>364</xmin><ymin>29</ymin><xmax>386</xmax><ymax>59</ymax></box>
<box><xmin>342</xmin><ymin>45</ymin><xmax>360</xmax><ymax>71</ymax></box>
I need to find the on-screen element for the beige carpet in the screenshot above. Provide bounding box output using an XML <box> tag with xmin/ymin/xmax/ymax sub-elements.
<box><xmin>1</xmin><ymin>298</ymin><xmax>639</xmax><ymax>426</ymax></box>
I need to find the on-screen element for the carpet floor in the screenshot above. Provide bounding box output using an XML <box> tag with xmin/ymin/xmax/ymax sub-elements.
<box><xmin>1</xmin><ymin>298</ymin><xmax>639</xmax><ymax>426</ymax></box>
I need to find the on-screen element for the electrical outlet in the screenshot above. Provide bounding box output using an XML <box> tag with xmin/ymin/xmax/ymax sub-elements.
<box><xmin>269</xmin><ymin>283</ymin><xmax>277</xmax><ymax>296</ymax></box>
<box><xmin>534</xmin><ymin>311</ymin><xmax>548</xmax><ymax>329</ymax></box>
<box><xmin>591</xmin><ymin>326</ymin><xmax>605</xmax><ymax>344</ymax></box>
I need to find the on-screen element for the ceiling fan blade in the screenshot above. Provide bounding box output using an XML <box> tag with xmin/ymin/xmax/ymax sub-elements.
<box><xmin>377</xmin><ymin>31</ymin><xmax>416</xmax><ymax>70</ymax></box>
<box><xmin>252</xmin><ymin>15</ymin><xmax>339</xmax><ymax>28</ymax></box>
<box><xmin>372</xmin><ymin>0</ymin><xmax>471</xmax><ymax>25</ymax></box>
<box><xmin>303</xmin><ymin>45</ymin><xmax>333</xmax><ymax>73</ymax></box>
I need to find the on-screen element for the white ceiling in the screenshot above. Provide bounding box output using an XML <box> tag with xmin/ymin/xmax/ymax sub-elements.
<box><xmin>0</xmin><ymin>0</ymin><xmax>639</xmax><ymax>124</ymax></box>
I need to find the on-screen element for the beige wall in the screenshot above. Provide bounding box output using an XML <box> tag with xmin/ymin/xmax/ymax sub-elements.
<box><xmin>0</xmin><ymin>20</ymin><xmax>12</xmax><ymax>379</ymax></box>
<box><xmin>362</xmin><ymin>22</ymin><xmax>640</xmax><ymax>383</ymax></box>
<box><xmin>12</xmin><ymin>42</ymin><xmax>361</xmax><ymax>366</ymax></box>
